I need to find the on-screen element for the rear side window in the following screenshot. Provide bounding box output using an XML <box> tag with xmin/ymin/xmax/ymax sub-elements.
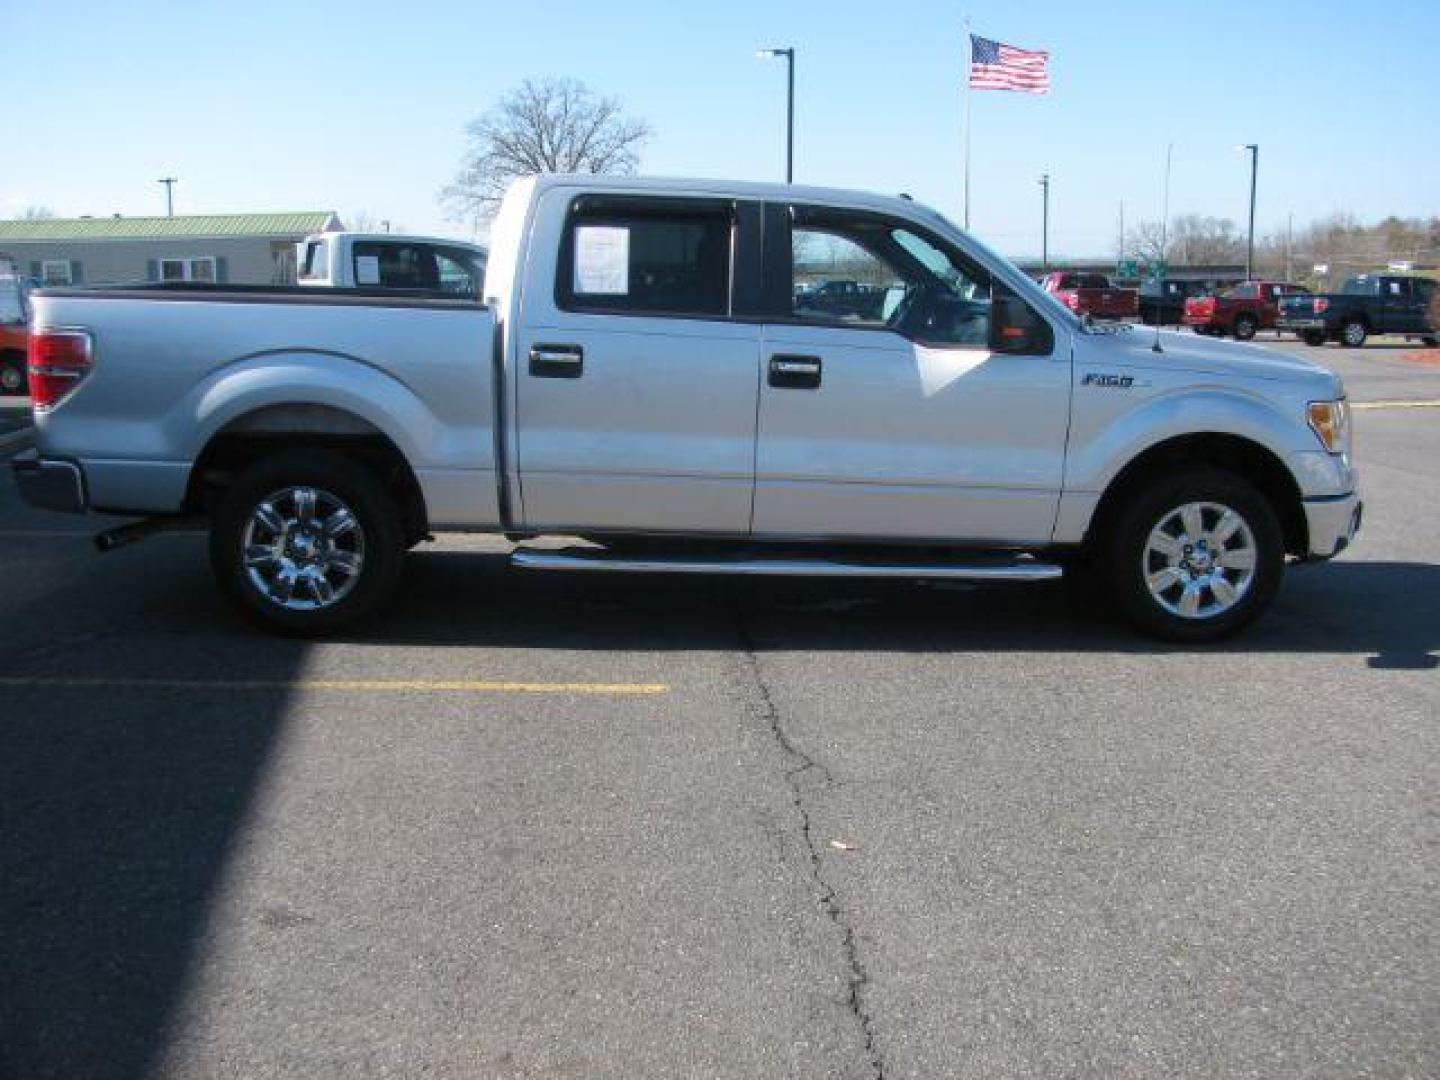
<box><xmin>558</xmin><ymin>199</ymin><xmax>732</xmax><ymax>317</ymax></box>
<box><xmin>351</xmin><ymin>242</ymin><xmax>440</xmax><ymax>290</ymax></box>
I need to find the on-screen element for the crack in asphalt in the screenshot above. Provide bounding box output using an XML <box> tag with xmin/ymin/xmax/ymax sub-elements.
<box><xmin>734</xmin><ymin>614</ymin><xmax>887</xmax><ymax>1080</ymax></box>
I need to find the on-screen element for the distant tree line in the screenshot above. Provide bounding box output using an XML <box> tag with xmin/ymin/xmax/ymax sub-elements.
<box><xmin>1125</xmin><ymin>212</ymin><xmax>1440</xmax><ymax>286</ymax></box>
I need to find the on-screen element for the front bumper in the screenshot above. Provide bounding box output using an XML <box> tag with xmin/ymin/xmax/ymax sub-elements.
<box><xmin>11</xmin><ymin>451</ymin><xmax>87</xmax><ymax>513</ymax></box>
<box><xmin>1303</xmin><ymin>491</ymin><xmax>1362</xmax><ymax>559</ymax></box>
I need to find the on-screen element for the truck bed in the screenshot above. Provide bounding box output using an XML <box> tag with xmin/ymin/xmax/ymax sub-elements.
<box><xmin>27</xmin><ymin>284</ymin><xmax>500</xmax><ymax>525</ymax></box>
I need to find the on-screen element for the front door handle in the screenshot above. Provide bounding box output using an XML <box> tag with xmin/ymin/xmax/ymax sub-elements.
<box><xmin>530</xmin><ymin>343</ymin><xmax>584</xmax><ymax>378</ymax></box>
<box><xmin>769</xmin><ymin>354</ymin><xmax>822</xmax><ymax>389</ymax></box>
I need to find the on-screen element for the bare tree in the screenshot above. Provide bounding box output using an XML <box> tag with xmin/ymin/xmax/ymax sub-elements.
<box><xmin>442</xmin><ymin>77</ymin><xmax>650</xmax><ymax>232</ymax></box>
<box><xmin>21</xmin><ymin>206</ymin><xmax>56</xmax><ymax>220</ymax></box>
<box><xmin>1130</xmin><ymin>219</ymin><xmax>1169</xmax><ymax>265</ymax></box>
<box><xmin>345</xmin><ymin>211</ymin><xmax>403</xmax><ymax>235</ymax></box>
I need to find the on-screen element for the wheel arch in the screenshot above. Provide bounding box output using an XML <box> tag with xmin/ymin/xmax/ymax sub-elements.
<box><xmin>1087</xmin><ymin>432</ymin><xmax>1307</xmax><ymax>557</ymax></box>
<box><xmin>184</xmin><ymin>402</ymin><xmax>428</xmax><ymax>544</ymax></box>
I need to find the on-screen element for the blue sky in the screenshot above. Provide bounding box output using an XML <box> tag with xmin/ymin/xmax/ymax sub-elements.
<box><xmin>5</xmin><ymin>0</ymin><xmax>1436</xmax><ymax>256</ymax></box>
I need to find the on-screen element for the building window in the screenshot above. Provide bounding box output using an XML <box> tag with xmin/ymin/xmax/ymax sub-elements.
<box><xmin>41</xmin><ymin>260</ymin><xmax>74</xmax><ymax>286</ymax></box>
<box><xmin>160</xmin><ymin>257</ymin><xmax>218</xmax><ymax>282</ymax></box>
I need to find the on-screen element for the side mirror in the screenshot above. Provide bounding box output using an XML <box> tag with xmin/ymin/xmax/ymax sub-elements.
<box><xmin>990</xmin><ymin>291</ymin><xmax>1052</xmax><ymax>355</ymax></box>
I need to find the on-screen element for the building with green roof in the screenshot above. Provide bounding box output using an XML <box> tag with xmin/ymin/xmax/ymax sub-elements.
<box><xmin>0</xmin><ymin>211</ymin><xmax>342</xmax><ymax>287</ymax></box>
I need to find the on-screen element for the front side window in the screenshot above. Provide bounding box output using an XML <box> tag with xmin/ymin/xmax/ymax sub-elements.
<box><xmin>790</xmin><ymin>210</ymin><xmax>993</xmax><ymax>348</ymax></box>
<box><xmin>559</xmin><ymin>202</ymin><xmax>732</xmax><ymax>317</ymax></box>
<box><xmin>433</xmin><ymin>248</ymin><xmax>483</xmax><ymax>296</ymax></box>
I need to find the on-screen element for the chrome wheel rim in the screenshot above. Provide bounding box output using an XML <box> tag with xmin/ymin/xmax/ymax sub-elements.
<box><xmin>240</xmin><ymin>486</ymin><xmax>365</xmax><ymax>611</ymax></box>
<box><xmin>1142</xmin><ymin>501</ymin><xmax>1257</xmax><ymax>620</ymax></box>
<box><xmin>1344</xmin><ymin>323</ymin><xmax>1365</xmax><ymax>346</ymax></box>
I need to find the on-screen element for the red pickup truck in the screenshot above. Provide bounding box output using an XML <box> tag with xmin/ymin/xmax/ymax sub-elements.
<box><xmin>1040</xmin><ymin>272</ymin><xmax>1138</xmax><ymax>320</ymax></box>
<box><xmin>1183</xmin><ymin>280</ymin><xmax>1310</xmax><ymax>341</ymax></box>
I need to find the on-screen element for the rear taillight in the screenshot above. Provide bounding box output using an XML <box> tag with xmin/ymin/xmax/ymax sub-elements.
<box><xmin>1314</xmin><ymin>298</ymin><xmax>1329</xmax><ymax>314</ymax></box>
<box><xmin>28</xmin><ymin>329</ymin><xmax>94</xmax><ymax>411</ymax></box>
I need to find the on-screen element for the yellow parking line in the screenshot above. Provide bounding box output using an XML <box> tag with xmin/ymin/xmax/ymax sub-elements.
<box><xmin>0</xmin><ymin>676</ymin><xmax>668</xmax><ymax>695</ymax></box>
<box><xmin>1352</xmin><ymin>399</ymin><xmax>1440</xmax><ymax>411</ymax></box>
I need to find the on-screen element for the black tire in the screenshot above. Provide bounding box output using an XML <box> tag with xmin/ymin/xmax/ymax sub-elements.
<box><xmin>1301</xmin><ymin>330</ymin><xmax>1326</xmax><ymax>347</ymax></box>
<box><xmin>210</xmin><ymin>450</ymin><xmax>405</xmax><ymax>636</ymax></box>
<box><xmin>1103</xmin><ymin>467</ymin><xmax>1284</xmax><ymax>643</ymax></box>
<box><xmin>1422</xmin><ymin>335</ymin><xmax>1438</xmax><ymax>348</ymax></box>
<box><xmin>1340</xmin><ymin>319</ymin><xmax>1367</xmax><ymax>348</ymax></box>
<box><xmin>0</xmin><ymin>354</ymin><xmax>25</xmax><ymax>396</ymax></box>
<box><xmin>1232</xmin><ymin>314</ymin><xmax>1258</xmax><ymax>341</ymax></box>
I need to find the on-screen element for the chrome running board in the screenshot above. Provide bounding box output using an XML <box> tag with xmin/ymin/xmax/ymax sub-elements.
<box><xmin>510</xmin><ymin>549</ymin><xmax>1062</xmax><ymax>581</ymax></box>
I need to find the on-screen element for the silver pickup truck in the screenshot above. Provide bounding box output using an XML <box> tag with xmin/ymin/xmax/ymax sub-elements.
<box><xmin>13</xmin><ymin>175</ymin><xmax>1360</xmax><ymax>640</ymax></box>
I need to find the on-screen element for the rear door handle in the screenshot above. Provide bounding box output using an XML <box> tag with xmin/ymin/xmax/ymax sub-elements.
<box><xmin>529</xmin><ymin>343</ymin><xmax>584</xmax><ymax>378</ymax></box>
<box><xmin>768</xmin><ymin>354</ymin><xmax>822</xmax><ymax>389</ymax></box>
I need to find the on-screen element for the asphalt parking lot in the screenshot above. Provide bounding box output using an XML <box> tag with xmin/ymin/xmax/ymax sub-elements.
<box><xmin>1</xmin><ymin>338</ymin><xmax>1436</xmax><ymax>1079</ymax></box>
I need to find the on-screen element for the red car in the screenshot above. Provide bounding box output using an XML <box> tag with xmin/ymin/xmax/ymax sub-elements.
<box><xmin>1183</xmin><ymin>280</ymin><xmax>1310</xmax><ymax>341</ymax></box>
<box><xmin>0</xmin><ymin>260</ymin><xmax>28</xmax><ymax>396</ymax></box>
<box><xmin>1040</xmin><ymin>272</ymin><xmax>1138</xmax><ymax>320</ymax></box>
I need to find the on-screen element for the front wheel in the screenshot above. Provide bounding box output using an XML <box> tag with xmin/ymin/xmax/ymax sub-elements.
<box><xmin>210</xmin><ymin>451</ymin><xmax>405</xmax><ymax>636</ymax></box>
<box><xmin>1104</xmin><ymin>468</ymin><xmax>1284</xmax><ymax>642</ymax></box>
<box><xmin>1301</xmin><ymin>330</ymin><xmax>1326</xmax><ymax>347</ymax></box>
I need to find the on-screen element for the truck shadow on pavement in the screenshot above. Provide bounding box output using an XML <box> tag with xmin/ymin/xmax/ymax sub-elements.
<box><xmin>0</xmin><ymin>551</ymin><xmax>306</xmax><ymax>1080</ymax></box>
<box><xmin>379</xmin><ymin>551</ymin><xmax>1439</xmax><ymax>671</ymax></box>
<box><xmin>0</xmin><ymin>544</ymin><xmax>1433</xmax><ymax>1078</ymax></box>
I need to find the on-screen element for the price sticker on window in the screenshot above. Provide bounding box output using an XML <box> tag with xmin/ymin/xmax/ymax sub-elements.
<box><xmin>574</xmin><ymin>226</ymin><xmax>629</xmax><ymax>295</ymax></box>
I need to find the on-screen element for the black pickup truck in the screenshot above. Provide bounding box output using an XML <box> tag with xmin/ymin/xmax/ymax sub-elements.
<box><xmin>1278</xmin><ymin>273</ymin><xmax>1438</xmax><ymax>348</ymax></box>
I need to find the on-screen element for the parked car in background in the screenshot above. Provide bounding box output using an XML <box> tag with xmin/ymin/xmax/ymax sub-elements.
<box><xmin>794</xmin><ymin>278</ymin><xmax>888</xmax><ymax>321</ymax></box>
<box><xmin>1040</xmin><ymin>271</ymin><xmax>1138</xmax><ymax>320</ymax></box>
<box><xmin>1278</xmin><ymin>273</ymin><xmax>1438</xmax><ymax>347</ymax></box>
<box><xmin>1184</xmin><ymin>281</ymin><xmax>1311</xmax><ymax>340</ymax></box>
<box><xmin>297</xmin><ymin>233</ymin><xmax>488</xmax><ymax>297</ymax></box>
<box><xmin>0</xmin><ymin>257</ymin><xmax>29</xmax><ymax>396</ymax></box>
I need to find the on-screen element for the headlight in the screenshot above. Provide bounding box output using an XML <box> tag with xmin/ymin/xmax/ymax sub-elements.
<box><xmin>1307</xmin><ymin>399</ymin><xmax>1350</xmax><ymax>454</ymax></box>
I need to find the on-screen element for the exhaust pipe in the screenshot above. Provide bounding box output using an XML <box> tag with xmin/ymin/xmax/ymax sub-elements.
<box><xmin>94</xmin><ymin>515</ymin><xmax>204</xmax><ymax>553</ymax></box>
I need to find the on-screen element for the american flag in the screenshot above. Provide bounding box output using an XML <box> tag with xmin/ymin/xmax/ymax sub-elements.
<box><xmin>969</xmin><ymin>34</ymin><xmax>1050</xmax><ymax>94</ymax></box>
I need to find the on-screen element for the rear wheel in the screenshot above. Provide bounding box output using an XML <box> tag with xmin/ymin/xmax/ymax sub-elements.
<box><xmin>1301</xmin><ymin>330</ymin><xmax>1326</xmax><ymax>347</ymax></box>
<box><xmin>1232</xmin><ymin>314</ymin><xmax>1258</xmax><ymax>341</ymax></box>
<box><xmin>0</xmin><ymin>354</ymin><xmax>25</xmax><ymax>396</ymax></box>
<box><xmin>1104</xmin><ymin>468</ymin><xmax>1283</xmax><ymax>642</ymax></box>
<box><xmin>1422</xmin><ymin>335</ymin><xmax>1438</xmax><ymax>348</ymax></box>
<box><xmin>210</xmin><ymin>450</ymin><xmax>405</xmax><ymax>636</ymax></box>
<box><xmin>1340</xmin><ymin>319</ymin><xmax>1367</xmax><ymax>348</ymax></box>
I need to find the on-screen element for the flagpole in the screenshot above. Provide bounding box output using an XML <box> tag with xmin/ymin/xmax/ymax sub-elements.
<box><xmin>963</xmin><ymin>16</ymin><xmax>972</xmax><ymax>230</ymax></box>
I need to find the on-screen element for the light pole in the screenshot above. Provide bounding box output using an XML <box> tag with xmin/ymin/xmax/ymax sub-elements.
<box><xmin>157</xmin><ymin>176</ymin><xmax>178</xmax><ymax>217</ymax></box>
<box><xmin>756</xmin><ymin>47</ymin><xmax>795</xmax><ymax>183</ymax></box>
<box><xmin>1239</xmin><ymin>143</ymin><xmax>1258</xmax><ymax>280</ymax></box>
<box><xmin>1038</xmin><ymin>173</ymin><xmax>1050</xmax><ymax>271</ymax></box>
